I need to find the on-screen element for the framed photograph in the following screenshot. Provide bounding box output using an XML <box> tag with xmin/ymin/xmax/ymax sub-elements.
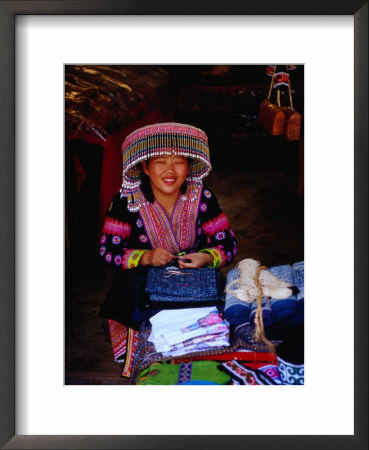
<box><xmin>1</xmin><ymin>1</ymin><xmax>367</xmax><ymax>449</ymax></box>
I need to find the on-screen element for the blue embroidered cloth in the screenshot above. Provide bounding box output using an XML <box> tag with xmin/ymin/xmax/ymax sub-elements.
<box><xmin>145</xmin><ymin>266</ymin><xmax>223</xmax><ymax>307</ymax></box>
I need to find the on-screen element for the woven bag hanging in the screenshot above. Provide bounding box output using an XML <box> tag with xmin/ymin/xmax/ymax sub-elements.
<box><xmin>258</xmin><ymin>73</ymin><xmax>286</xmax><ymax>136</ymax></box>
<box><xmin>281</xmin><ymin>76</ymin><xmax>302</xmax><ymax>141</ymax></box>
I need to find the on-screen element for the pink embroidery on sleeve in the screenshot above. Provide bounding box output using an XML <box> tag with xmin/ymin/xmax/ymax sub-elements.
<box><xmin>102</xmin><ymin>217</ymin><xmax>131</xmax><ymax>238</ymax></box>
<box><xmin>202</xmin><ymin>212</ymin><xmax>231</xmax><ymax>236</ymax></box>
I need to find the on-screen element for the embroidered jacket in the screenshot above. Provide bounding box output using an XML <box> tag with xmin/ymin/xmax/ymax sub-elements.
<box><xmin>99</xmin><ymin>185</ymin><xmax>237</xmax><ymax>269</ymax></box>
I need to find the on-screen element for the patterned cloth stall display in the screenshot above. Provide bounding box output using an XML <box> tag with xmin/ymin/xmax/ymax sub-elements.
<box><xmin>108</xmin><ymin>261</ymin><xmax>304</xmax><ymax>385</ymax></box>
<box><xmin>126</xmin><ymin>318</ymin><xmax>281</xmax><ymax>384</ymax></box>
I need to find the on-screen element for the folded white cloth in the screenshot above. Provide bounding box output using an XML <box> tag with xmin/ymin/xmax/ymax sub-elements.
<box><xmin>149</xmin><ymin>306</ymin><xmax>215</xmax><ymax>330</ymax></box>
<box><xmin>149</xmin><ymin>307</ymin><xmax>221</xmax><ymax>344</ymax></box>
<box><xmin>149</xmin><ymin>306</ymin><xmax>230</xmax><ymax>355</ymax></box>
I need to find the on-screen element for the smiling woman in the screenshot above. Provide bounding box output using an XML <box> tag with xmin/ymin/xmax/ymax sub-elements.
<box><xmin>101</xmin><ymin>122</ymin><xmax>237</xmax><ymax>273</ymax></box>
<box><xmin>142</xmin><ymin>155</ymin><xmax>190</xmax><ymax>215</ymax></box>
<box><xmin>98</xmin><ymin>123</ymin><xmax>238</xmax><ymax>371</ymax></box>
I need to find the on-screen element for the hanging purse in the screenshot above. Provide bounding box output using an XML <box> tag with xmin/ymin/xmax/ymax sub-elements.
<box><xmin>281</xmin><ymin>76</ymin><xmax>302</xmax><ymax>141</ymax></box>
<box><xmin>258</xmin><ymin>73</ymin><xmax>286</xmax><ymax>136</ymax></box>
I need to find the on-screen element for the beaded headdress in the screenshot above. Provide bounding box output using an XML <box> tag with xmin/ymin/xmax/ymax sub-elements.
<box><xmin>121</xmin><ymin>122</ymin><xmax>212</xmax><ymax>211</ymax></box>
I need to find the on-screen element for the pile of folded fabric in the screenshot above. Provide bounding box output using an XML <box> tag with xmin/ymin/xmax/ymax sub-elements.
<box><xmin>115</xmin><ymin>260</ymin><xmax>304</xmax><ymax>385</ymax></box>
<box><xmin>223</xmin><ymin>267</ymin><xmax>251</xmax><ymax>326</ymax></box>
<box><xmin>131</xmin><ymin>319</ymin><xmax>283</xmax><ymax>385</ymax></box>
<box><xmin>222</xmin><ymin>260</ymin><xmax>305</xmax><ymax>385</ymax></box>
<box><xmin>148</xmin><ymin>306</ymin><xmax>230</xmax><ymax>357</ymax></box>
<box><xmin>224</xmin><ymin>261</ymin><xmax>304</xmax><ymax>327</ymax></box>
<box><xmin>268</xmin><ymin>261</ymin><xmax>304</xmax><ymax>326</ymax></box>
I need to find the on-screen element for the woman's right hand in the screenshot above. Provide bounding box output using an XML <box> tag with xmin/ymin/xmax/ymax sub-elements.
<box><xmin>139</xmin><ymin>248</ymin><xmax>176</xmax><ymax>266</ymax></box>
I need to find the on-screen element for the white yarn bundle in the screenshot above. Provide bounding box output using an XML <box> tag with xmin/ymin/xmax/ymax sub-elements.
<box><xmin>225</xmin><ymin>258</ymin><xmax>293</xmax><ymax>303</ymax></box>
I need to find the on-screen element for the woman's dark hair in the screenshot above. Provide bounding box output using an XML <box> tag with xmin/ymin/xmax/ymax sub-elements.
<box><xmin>140</xmin><ymin>157</ymin><xmax>192</xmax><ymax>202</ymax></box>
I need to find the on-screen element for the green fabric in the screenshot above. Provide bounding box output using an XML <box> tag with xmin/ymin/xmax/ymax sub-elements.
<box><xmin>135</xmin><ymin>360</ymin><xmax>231</xmax><ymax>385</ymax></box>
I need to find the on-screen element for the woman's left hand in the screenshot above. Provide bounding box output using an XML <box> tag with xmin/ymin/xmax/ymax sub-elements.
<box><xmin>177</xmin><ymin>252</ymin><xmax>213</xmax><ymax>269</ymax></box>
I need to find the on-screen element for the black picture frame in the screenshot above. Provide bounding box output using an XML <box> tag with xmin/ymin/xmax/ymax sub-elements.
<box><xmin>0</xmin><ymin>1</ymin><xmax>367</xmax><ymax>449</ymax></box>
